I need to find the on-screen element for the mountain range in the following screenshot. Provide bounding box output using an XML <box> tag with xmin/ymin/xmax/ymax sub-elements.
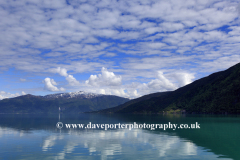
<box><xmin>0</xmin><ymin>91</ymin><xmax>129</xmax><ymax>113</ymax></box>
<box><xmin>98</xmin><ymin>62</ymin><xmax>240</xmax><ymax>114</ymax></box>
<box><xmin>1</xmin><ymin>62</ymin><xmax>240</xmax><ymax>114</ymax></box>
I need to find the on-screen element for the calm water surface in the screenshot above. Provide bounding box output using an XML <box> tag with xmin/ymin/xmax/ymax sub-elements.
<box><xmin>0</xmin><ymin>114</ymin><xmax>239</xmax><ymax>160</ymax></box>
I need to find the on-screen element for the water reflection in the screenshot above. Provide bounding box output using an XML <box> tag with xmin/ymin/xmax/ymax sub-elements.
<box><xmin>0</xmin><ymin>114</ymin><xmax>239</xmax><ymax>160</ymax></box>
<box><xmin>39</xmin><ymin>129</ymin><xmax>195</xmax><ymax>159</ymax></box>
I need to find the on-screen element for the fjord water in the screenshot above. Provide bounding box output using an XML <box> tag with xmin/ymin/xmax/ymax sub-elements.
<box><xmin>0</xmin><ymin>114</ymin><xmax>239</xmax><ymax>160</ymax></box>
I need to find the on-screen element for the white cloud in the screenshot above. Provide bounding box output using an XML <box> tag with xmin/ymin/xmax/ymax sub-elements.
<box><xmin>0</xmin><ymin>90</ymin><xmax>27</xmax><ymax>100</ymax></box>
<box><xmin>160</xmin><ymin>22</ymin><xmax>185</xmax><ymax>32</ymax></box>
<box><xmin>114</xmin><ymin>70</ymin><xmax>195</xmax><ymax>98</ymax></box>
<box><xmin>22</xmin><ymin>91</ymin><xmax>26</xmax><ymax>95</ymax></box>
<box><xmin>169</xmin><ymin>72</ymin><xmax>195</xmax><ymax>87</ymax></box>
<box><xmin>66</xmin><ymin>75</ymin><xmax>80</xmax><ymax>86</ymax></box>
<box><xmin>82</xmin><ymin>69</ymin><xmax>195</xmax><ymax>98</ymax></box>
<box><xmin>50</xmin><ymin>67</ymin><xmax>68</xmax><ymax>77</ymax></box>
<box><xmin>43</xmin><ymin>78</ymin><xmax>65</xmax><ymax>92</ymax></box>
<box><xmin>99</xmin><ymin>88</ymin><xmax>128</xmax><ymax>98</ymax></box>
<box><xmin>51</xmin><ymin>79</ymin><xmax>58</xmax><ymax>85</ymax></box>
<box><xmin>50</xmin><ymin>67</ymin><xmax>80</xmax><ymax>86</ymax></box>
<box><xmin>147</xmin><ymin>72</ymin><xmax>176</xmax><ymax>90</ymax></box>
<box><xmin>86</xmin><ymin>67</ymin><xmax>122</xmax><ymax>86</ymax></box>
<box><xmin>131</xmin><ymin>70</ymin><xmax>196</xmax><ymax>97</ymax></box>
<box><xmin>83</xmin><ymin>87</ymin><xmax>129</xmax><ymax>98</ymax></box>
<box><xmin>98</xmin><ymin>89</ymin><xmax>106</xmax><ymax>94</ymax></box>
<box><xmin>0</xmin><ymin>0</ymin><xmax>240</xmax><ymax>99</ymax></box>
<box><xmin>137</xmin><ymin>71</ymin><xmax>177</xmax><ymax>95</ymax></box>
<box><xmin>108</xmin><ymin>88</ymin><xmax>127</xmax><ymax>97</ymax></box>
<box><xmin>200</xmin><ymin>55</ymin><xmax>240</xmax><ymax>72</ymax></box>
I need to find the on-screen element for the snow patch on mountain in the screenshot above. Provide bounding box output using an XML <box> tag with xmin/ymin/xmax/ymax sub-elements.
<box><xmin>43</xmin><ymin>91</ymin><xmax>104</xmax><ymax>99</ymax></box>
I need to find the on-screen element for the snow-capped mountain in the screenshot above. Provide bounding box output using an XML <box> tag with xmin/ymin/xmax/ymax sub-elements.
<box><xmin>43</xmin><ymin>91</ymin><xmax>104</xmax><ymax>99</ymax></box>
<box><xmin>0</xmin><ymin>91</ymin><xmax>130</xmax><ymax>113</ymax></box>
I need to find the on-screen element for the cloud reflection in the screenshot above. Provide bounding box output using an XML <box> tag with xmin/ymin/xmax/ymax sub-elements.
<box><xmin>40</xmin><ymin>129</ymin><xmax>200</xmax><ymax>160</ymax></box>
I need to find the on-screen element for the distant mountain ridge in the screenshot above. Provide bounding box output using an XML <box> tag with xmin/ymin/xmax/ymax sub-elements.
<box><xmin>0</xmin><ymin>91</ymin><xmax>129</xmax><ymax>113</ymax></box>
<box><xmin>98</xmin><ymin>62</ymin><xmax>240</xmax><ymax>114</ymax></box>
<box><xmin>43</xmin><ymin>91</ymin><xmax>104</xmax><ymax>99</ymax></box>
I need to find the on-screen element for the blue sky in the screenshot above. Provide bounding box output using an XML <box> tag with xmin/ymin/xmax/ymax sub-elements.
<box><xmin>1</xmin><ymin>0</ymin><xmax>240</xmax><ymax>99</ymax></box>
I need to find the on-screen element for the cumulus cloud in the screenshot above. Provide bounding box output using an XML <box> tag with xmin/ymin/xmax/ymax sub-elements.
<box><xmin>50</xmin><ymin>67</ymin><xmax>80</xmax><ymax>86</ymax></box>
<box><xmin>135</xmin><ymin>71</ymin><xmax>196</xmax><ymax>96</ymax></box>
<box><xmin>169</xmin><ymin>72</ymin><xmax>195</xmax><ymax>87</ymax></box>
<box><xmin>107</xmin><ymin>88</ymin><xmax>127</xmax><ymax>97</ymax></box>
<box><xmin>138</xmin><ymin>71</ymin><xmax>177</xmax><ymax>94</ymax></box>
<box><xmin>142</xmin><ymin>71</ymin><xmax>195</xmax><ymax>91</ymax></box>
<box><xmin>86</xmin><ymin>67</ymin><xmax>122</xmax><ymax>86</ymax></box>
<box><xmin>43</xmin><ymin>78</ymin><xmax>65</xmax><ymax>92</ymax></box>
<box><xmin>0</xmin><ymin>91</ymin><xmax>27</xmax><ymax>100</ymax></box>
<box><xmin>66</xmin><ymin>75</ymin><xmax>80</xmax><ymax>86</ymax></box>
<box><xmin>107</xmin><ymin>71</ymin><xmax>195</xmax><ymax>98</ymax></box>
<box><xmin>1</xmin><ymin>0</ymin><xmax>239</xmax><ymax>99</ymax></box>
<box><xmin>125</xmin><ymin>89</ymin><xmax>140</xmax><ymax>98</ymax></box>
<box><xmin>50</xmin><ymin>67</ymin><xmax>68</xmax><ymax>77</ymax></box>
<box><xmin>50</xmin><ymin>79</ymin><xmax>57</xmax><ymax>86</ymax></box>
<box><xmin>83</xmin><ymin>88</ymin><xmax>129</xmax><ymax>98</ymax></box>
<box><xmin>82</xmin><ymin>69</ymin><xmax>195</xmax><ymax>98</ymax></box>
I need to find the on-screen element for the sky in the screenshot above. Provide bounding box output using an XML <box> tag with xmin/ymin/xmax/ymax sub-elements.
<box><xmin>1</xmin><ymin>0</ymin><xmax>240</xmax><ymax>99</ymax></box>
